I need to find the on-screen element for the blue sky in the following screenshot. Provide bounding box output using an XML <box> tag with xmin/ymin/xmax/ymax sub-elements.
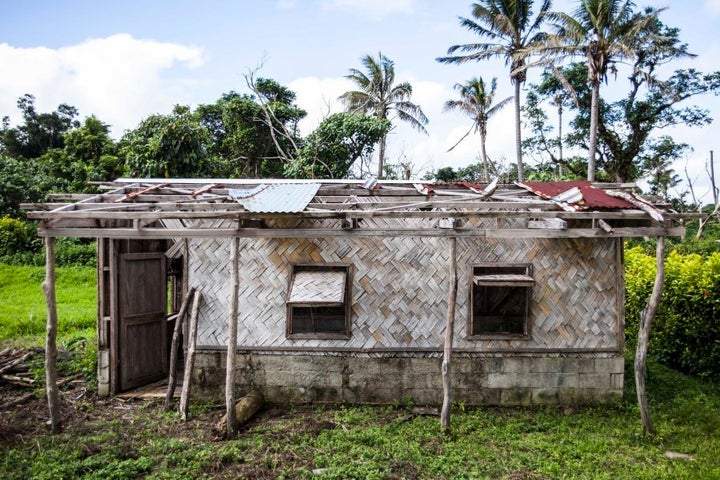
<box><xmin>1</xmin><ymin>0</ymin><xmax>719</xmax><ymax>195</ymax></box>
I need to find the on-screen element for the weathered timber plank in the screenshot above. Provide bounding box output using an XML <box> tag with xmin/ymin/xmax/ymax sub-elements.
<box><xmin>194</xmin><ymin>345</ymin><xmax>622</xmax><ymax>354</ymax></box>
<box><xmin>28</xmin><ymin>208</ymin><xmax>659</xmax><ymax>221</ymax></box>
<box><xmin>35</xmin><ymin>226</ymin><xmax>687</xmax><ymax>239</ymax></box>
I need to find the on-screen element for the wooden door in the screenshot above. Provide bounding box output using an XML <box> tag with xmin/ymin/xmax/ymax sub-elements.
<box><xmin>118</xmin><ymin>252</ymin><xmax>168</xmax><ymax>391</ymax></box>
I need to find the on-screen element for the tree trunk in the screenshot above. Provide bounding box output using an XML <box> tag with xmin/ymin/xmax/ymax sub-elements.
<box><xmin>225</xmin><ymin>237</ymin><xmax>240</xmax><ymax>437</ymax></box>
<box><xmin>558</xmin><ymin>103</ymin><xmax>563</xmax><ymax>177</ymax></box>
<box><xmin>514</xmin><ymin>81</ymin><xmax>524</xmax><ymax>183</ymax></box>
<box><xmin>480</xmin><ymin>131</ymin><xmax>489</xmax><ymax>182</ymax></box>
<box><xmin>440</xmin><ymin>237</ymin><xmax>458</xmax><ymax>435</ymax></box>
<box><xmin>42</xmin><ymin>237</ymin><xmax>61</xmax><ymax>434</ymax></box>
<box><xmin>635</xmin><ymin>236</ymin><xmax>665</xmax><ymax>436</ymax></box>
<box><xmin>587</xmin><ymin>81</ymin><xmax>600</xmax><ymax>181</ymax></box>
<box><xmin>377</xmin><ymin>134</ymin><xmax>387</xmax><ymax>179</ymax></box>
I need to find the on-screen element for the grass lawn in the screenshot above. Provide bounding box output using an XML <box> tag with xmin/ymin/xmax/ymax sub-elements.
<box><xmin>1</xmin><ymin>264</ymin><xmax>718</xmax><ymax>479</ymax></box>
<box><xmin>0</xmin><ymin>264</ymin><xmax>96</xmax><ymax>345</ymax></box>
<box><xmin>1</xmin><ymin>364</ymin><xmax>718</xmax><ymax>479</ymax></box>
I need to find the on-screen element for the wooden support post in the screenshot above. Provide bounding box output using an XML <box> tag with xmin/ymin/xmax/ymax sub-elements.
<box><xmin>42</xmin><ymin>236</ymin><xmax>62</xmax><ymax>433</ymax></box>
<box><xmin>164</xmin><ymin>287</ymin><xmax>196</xmax><ymax>411</ymax></box>
<box><xmin>441</xmin><ymin>237</ymin><xmax>458</xmax><ymax>435</ymax></box>
<box><xmin>635</xmin><ymin>236</ymin><xmax>664</xmax><ymax>436</ymax></box>
<box><xmin>179</xmin><ymin>291</ymin><xmax>202</xmax><ymax>421</ymax></box>
<box><xmin>226</xmin><ymin>237</ymin><xmax>240</xmax><ymax>437</ymax></box>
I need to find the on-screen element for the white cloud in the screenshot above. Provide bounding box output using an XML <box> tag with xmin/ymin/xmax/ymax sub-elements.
<box><xmin>0</xmin><ymin>34</ymin><xmax>204</xmax><ymax>137</ymax></box>
<box><xmin>288</xmin><ymin>76</ymin><xmax>354</xmax><ymax>134</ymax></box>
<box><xmin>320</xmin><ymin>0</ymin><xmax>415</xmax><ymax>17</ymax></box>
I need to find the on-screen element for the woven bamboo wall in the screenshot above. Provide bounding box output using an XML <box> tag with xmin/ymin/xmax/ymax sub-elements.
<box><xmin>188</xmin><ymin>218</ymin><xmax>621</xmax><ymax>352</ymax></box>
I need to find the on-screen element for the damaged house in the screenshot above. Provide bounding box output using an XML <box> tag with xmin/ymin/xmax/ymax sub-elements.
<box><xmin>28</xmin><ymin>179</ymin><xmax>685</xmax><ymax>406</ymax></box>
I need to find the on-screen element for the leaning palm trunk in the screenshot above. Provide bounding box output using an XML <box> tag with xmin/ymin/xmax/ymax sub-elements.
<box><xmin>514</xmin><ymin>81</ymin><xmax>524</xmax><ymax>182</ymax></box>
<box><xmin>587</xmin><ymin>81</ymin><xmax>600</xmax><ymax>181</ymax></box>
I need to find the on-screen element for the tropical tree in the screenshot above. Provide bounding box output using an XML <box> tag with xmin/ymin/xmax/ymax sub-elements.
<box><xmin>531</xmin><ymin>13</ymin><xmax>720</xmax><ymax>183</ymax></box>
<box><xmin>437</xmin><ymin>0</ymin><xmax>552</xmax><ymax>182</ymax></box>
<box><xmin>339</xmin><ymin>52</ymin><xmax>428</xmax><ymax>179</ymax></box>
<box><xmin>121</xmin><ymin>105</ymin><xmax>209</xmax><ymax>178</ymax></box>
<box><xmin>545</xmin><ymin>0</ymin><xmax>659</xmax><ymax>181</ymax></box>
<box><xmin>444</xmin><ymin>77</ymin><xmax>512</xmax><ymax>181</ymax></box>
<box><xmin>1</xmin><ymin>94</ymin><xmax>80</xmax><ymax>159</ymax></box>
<box><xmin>64</xmin><ymin>116</ymin><xmax>122</xmax><ymax>190</ymax></box>
<box><xmin>285</xmin><ymin>113</ymin><xmax>390</xmax><ymax>179</ymax></box>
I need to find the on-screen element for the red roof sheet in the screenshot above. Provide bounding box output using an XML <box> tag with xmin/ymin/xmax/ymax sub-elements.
<box><xmin>520</xmin><ymin>181</ymin><xmax>635</xmax><ymax>209</ymax></box>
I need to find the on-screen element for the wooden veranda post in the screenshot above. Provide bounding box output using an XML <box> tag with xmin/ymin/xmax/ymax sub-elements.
<box><xmin>164</xmin><ymin>287</ymin><xmax>196</xmax><ymax>411</ymax></box>
<box><xmin>179</xmin><ymin>291</ymin><xmax>201</xmax><ymax>421</ymax></box>
<box><xmin>635</xmin><ymin>236</ymin><xmax>665</xmax><ymax>436</ymax></box>
<box><xmin>42</xmin><ymin>236</ymin><xmax>62</xmax><ymax>433</ymax></box>
<box><xmin>441</xmin><ymin>237</ymin><xmax>458</xmax><ymax>435</ymax></box>
<box><xmin>225</xmin><ymin>237</ymin><xmax>240</xmax><ymax>437</ymax></box>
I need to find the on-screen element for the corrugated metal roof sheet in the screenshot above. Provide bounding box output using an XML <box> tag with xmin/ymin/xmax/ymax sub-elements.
<box><xmin>228</xmin><ymin>183</ymin><xmax>321</xmax><ymax>213</ymax></box>
<box><xmin>519</xmin><ymin>181</ymin><xmax>636</xmax><ymax>209</ymax></box>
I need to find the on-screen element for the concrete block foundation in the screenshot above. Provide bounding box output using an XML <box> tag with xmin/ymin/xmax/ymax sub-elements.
<box><xmin>192</xmin><ymin>351</ymin><xmax>624</xmax><ymax>406</ymax></box>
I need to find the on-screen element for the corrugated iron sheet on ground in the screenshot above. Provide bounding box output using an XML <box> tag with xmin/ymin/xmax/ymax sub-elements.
<box><xmin>519</xmin><ymin>181</ymin><xmax>635</xmax><ymax>209</ymax></box>
<box><xmin>228</xmin><ymin>183</ymin><xmax>321</xmax><ymax>213</ymax></box>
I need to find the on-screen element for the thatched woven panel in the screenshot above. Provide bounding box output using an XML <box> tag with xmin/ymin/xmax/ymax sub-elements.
<box><xmin>187</xmin><ymin>223</ymin><xmax>620</xmax><ymax>351</ymax></box>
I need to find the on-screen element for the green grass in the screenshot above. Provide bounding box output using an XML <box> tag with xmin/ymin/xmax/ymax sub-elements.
<box><xmin>0</xmin><ymin>264</ymin><xmax>96</xmax><ymax>344</ymax></box>
<box><xmin>1</xmin><ymin>264</ymin><xmax>719</xmax><ymax>478</ymax></box>
<box><xmin>1</xmin><ymin>361</ymin><xmax>718</xmax><ymax>479</ymax></box>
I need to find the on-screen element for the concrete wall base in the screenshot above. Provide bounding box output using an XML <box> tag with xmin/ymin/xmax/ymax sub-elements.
<box><xmin>192</xmin><ymin>351</ymin><xmax>624</xmax><ymax>406</ymax></box>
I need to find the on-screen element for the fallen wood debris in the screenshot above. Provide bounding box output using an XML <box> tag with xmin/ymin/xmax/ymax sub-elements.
<box><xmin>395</xmin><ymin>406</ymin><xmax>440</xmax><ymax>424</ymax></box>
<box><xmin>214</xmin><ymin>390</ymin><xmax>264</xmax><ymax>438</ymax></box>
<box><xmin>0</xmin><ymin>348</ymin><xmax>38</xmax><ymax>387</ymax></box>
<box><xmin>2</xmin><ymin>392</ymin><xmax>36</xmax><ymax>409</ymax></box>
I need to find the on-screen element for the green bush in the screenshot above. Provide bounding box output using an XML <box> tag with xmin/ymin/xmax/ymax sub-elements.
<box><xmin>0</xmin><ymin>217</ymin><xmax>95</xmax><ymax>266</ymax></box>
<box><xmin>625</xmin><ymin>246</ymin><xmax>720</xmax><ymax>379</ymax></box>
<box><xmin>0</xmin><ymin>216</ymin><xmax>41</xmax><ymax>258</ymax></box>
<box><xmin>55</xmin><ymin>238</ymin><xmax>96</xmax><ymax>266</ymax></box>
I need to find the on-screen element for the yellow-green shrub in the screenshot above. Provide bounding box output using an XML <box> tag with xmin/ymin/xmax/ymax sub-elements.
<box><xmin>625</xmin><ymin>246</ymin><xmax>720</xmax><ymax>379</ymax></box>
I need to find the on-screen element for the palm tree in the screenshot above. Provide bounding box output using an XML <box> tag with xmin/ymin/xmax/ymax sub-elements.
<box><xmin>546</xmin><ymin>1</ymin><xmax>659</xmax><ymax>181</ymax></box>
<box><xmin>437</xmin><ymin>0</ymin><xmax>552</xmax><ymax>182</ymax></box>
<box><xmin>339</xmin><ymin>52</ymin><xmax>428</xmax><ymax>179</ymax></box>
<box><xmin>444</xmin><ymin>77</ymin><xmax>512</xmax><ymax>181</ymax></box>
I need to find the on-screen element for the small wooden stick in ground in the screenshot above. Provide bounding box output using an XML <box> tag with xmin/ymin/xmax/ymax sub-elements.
<box><xmin>179</xmin><ymin>291</ymin><xmax>202</xmax><ymax>421</ymax></box>
<box><xmin>164</xmin><ymin>287</ymin><xmax>196</xmax><ymax>411</ymax></box>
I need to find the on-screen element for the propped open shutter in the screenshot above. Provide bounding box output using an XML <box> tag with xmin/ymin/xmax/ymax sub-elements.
<box><xmin>473</xmin><ymin>274</ymin><xmax>535</xmax><ymax>287</ymax></box>
<box><xmin>287</xmin><ymin>271</ymin><xmax>346</xmax><ymax>306</ymax></box>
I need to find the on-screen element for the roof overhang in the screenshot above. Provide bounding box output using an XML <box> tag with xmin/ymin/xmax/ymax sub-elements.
<box><xmin>26</xmin><ymin>179</ymin><xmax>693</xmax><ymax>240</ymax></box>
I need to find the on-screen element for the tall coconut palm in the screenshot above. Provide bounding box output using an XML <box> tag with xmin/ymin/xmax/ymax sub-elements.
<box><xmin>444</xmin><ymin>77</ymin><xmax>512</xmax><ymax>181</ymax></box>
<box><xmin>437</xmin><ymin>0</ymin><xmax>552</xmax><ymax>182</ymax></box>
<box><xmin>339</xmin><ymin>52</ymin><xmax>428</xmax><ymax>179</ymax></box>
<box><xmin>546</xmin><ymin>1</ymin><xmax>659</xmax><ymax>181</ymax></box>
